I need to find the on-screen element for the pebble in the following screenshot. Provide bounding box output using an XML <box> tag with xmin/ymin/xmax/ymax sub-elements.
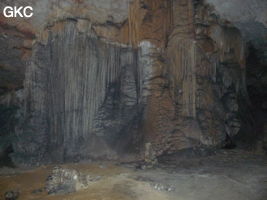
<box><xmin>152</xmin><ymin>183</ymin><xmax>175</xmax><ymax>192</ymax></box>
<box><xmin>4</xmin><ymin>191</ymin><xmax>19</xmax><ymax>200</ymax></box>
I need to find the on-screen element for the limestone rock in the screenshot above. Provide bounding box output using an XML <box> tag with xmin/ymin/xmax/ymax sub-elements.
<box><xmin>4</xmin><ymin>190</ymin><xmax>19</xmax><ymax>200</ymax></box>
<box><xmin>0</xmin><ymin>0</ymin><xmax>263</xmax><ymax>165</ymax></box>
<box><xmin>144</xmin><ymin>143</ymin><xmax>158</xmax><ymax>167</ymax></box>
<box><xmin>46</xmin><ymin>166</ymin><xmax>100</xmax><ymax>195</ymax></box>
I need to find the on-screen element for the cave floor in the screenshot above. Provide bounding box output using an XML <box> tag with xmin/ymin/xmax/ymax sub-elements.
<box><xmin>0</xmin><ymin>149</ymin><xmax>267</xmax><ymax>200</ymax></box>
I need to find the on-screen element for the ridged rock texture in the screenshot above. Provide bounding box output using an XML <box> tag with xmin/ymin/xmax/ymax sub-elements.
<box><xmin>15</xmin><ymin>21</ymin><xmax>149</xmax><ymax>163</ymax></box>
<box><xmin>0</xmin><ymin>0</ymin><xmax>265</xmax><ymax>165</ymax></box>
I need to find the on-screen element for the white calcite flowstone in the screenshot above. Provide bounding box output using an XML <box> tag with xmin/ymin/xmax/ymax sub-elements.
<box><xmin>13</xmin><ymin>21</ymin><xmax>148</xmax><ymax>164</ymax></box>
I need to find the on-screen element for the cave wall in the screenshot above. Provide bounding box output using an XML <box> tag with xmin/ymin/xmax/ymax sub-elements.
<box><xmin>143</xmin><ymin>0</ymin><xmax>246</xmax><ymax>155</ymax></box>
<box><xmin>0</xmin><ymin>0</ymin><xmax>253</xmax><ymax>165</ymax></box>
<box><xmin>14</xmin><ymin>21</ymin><xmax>149</xmax><ymax>163</ymax></box>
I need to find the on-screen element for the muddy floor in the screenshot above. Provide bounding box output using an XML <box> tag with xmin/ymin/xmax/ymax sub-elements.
<box><xmin>0</xmin><ymin>149</ymin><xmax>267</xmax><ymax>200</ymax></box>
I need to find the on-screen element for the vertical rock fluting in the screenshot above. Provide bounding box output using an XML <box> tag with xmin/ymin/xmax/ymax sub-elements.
<box><xmin>164</xmin><ymin>0</ymin><xmax>246</xmax><ymax>149</ymax></box>
<box><xmin>12</xmin><ymin>0</ymin><xmax>175</xmax><ymax>164</ymax></box>
<box><xmin>134</xmin><ymin>0</ymin><xmax>247</xmax><ymax>156</ymax></box>
<box><xmin>12</xmin><ymin>21</ymin><xmax>151</xmax><ymax>164</ymax></box>
<box><xmin>11</xmin><ymin>0</ymin><xmax>249</xmax><ymax>164</ymax></box>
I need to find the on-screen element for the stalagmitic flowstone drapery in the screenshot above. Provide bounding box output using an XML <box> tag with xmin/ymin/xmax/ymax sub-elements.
<box><xmin>2</xmin><ymin>0</ymin><xmax>250</xmax><ymax>165</ymax></box>
<box><xmin>12</xmin><ymin>22</ymin><xmax>153</xmax><ymax>163</ymax></box>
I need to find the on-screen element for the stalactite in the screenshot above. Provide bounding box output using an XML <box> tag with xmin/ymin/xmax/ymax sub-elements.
<box><xmin>165</xmin><ymin>0</ymin><xmax>246</xmax><ymax>148</ymax></box>
<box><xmin>13</xmin><ymin>21</ymin><xmax>148</xmax><ymax>163</ymax></box>
<box><xmin>167</xmin><ymin>0</ymin><xmax>197</xmax><ymax>118</ymax></box>
<box><xmin>209</xmin><ymin>25</ymin><xmax>246</xmax><ymax>68</ymax></box>
<box><xmin>10</xmin><ymin>0</ymin><xmax>248</xmax><ymax>164</ymax></box>
<box><xmin>168</xmin><ymin>39</ymin><xmax>197</xmax><ymax>118</ymax></box>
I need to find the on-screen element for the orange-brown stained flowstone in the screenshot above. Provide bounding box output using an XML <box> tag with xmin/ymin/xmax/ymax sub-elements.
<box><xmin>0</xmin><ymin>15</ymin><xmax>36</xmax><ymax>39</ymax></box>
<box><xmin>128</xmin><ymin>0</ymin><xmax>173</xmax><ymax>47</ymax></box>
<box><xmin>0</xmin><ymin>15</ymin><xmax>35</xmax><ymax>60</ymax></box>
<box><xmin>92</xmin><ymin>0</ymin><xmax>173</xmax><ymax>48</ymax></box>
<box><xmin>0</xmin><ymin>0</ymin><xmax>248</xmax><ymax>162</ymax></box>
<box><xmin>0</xmin><ymin>0</ymin><xmax>172</xmax><ymax>59</ymax></box>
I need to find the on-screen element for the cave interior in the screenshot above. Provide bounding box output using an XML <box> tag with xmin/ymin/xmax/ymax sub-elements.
<box><xmin>0</xmin><ymin>0</ymin><xmax>267</xmax><ymax>200</ymax></box>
